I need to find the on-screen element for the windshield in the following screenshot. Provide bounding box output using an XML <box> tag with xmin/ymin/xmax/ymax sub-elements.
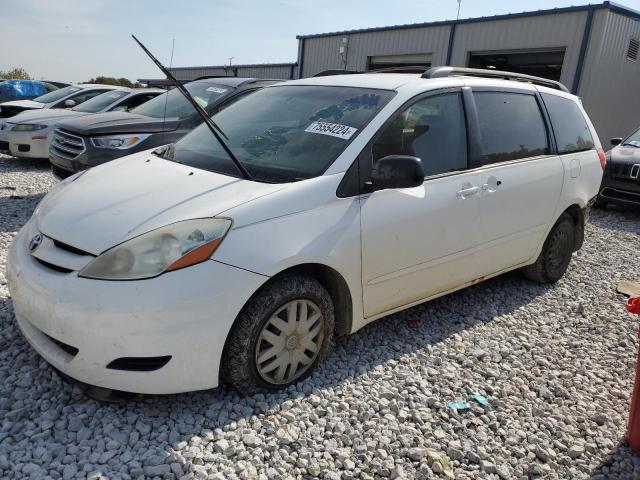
<box><xmin>131</xmin><ymin>82</ymin><xmax>233</xmax><ymax>119</ymax></box>
<box><xmin>165</xmin><ymin>85</ymin><xmax>394</xmax><ymax>183</ymax></box>
<box><xmin>623</xmin><ymin>128</ymin><xmax>640</xmax><ymax>147</ymax></box>
<box><xmin>73</xmin><ymin>90</ymin><xmax>129</xmax><ymax>113</ymax></box>
<box><xmin>33</xmin><ymin>85</ymin><xmax>81</xmax><ymax>104</ymax></box>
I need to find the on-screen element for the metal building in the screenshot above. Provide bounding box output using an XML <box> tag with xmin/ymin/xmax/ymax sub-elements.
<box><xmin>296</xmin><ymin>1</ymin><xmax>640</xmax><ymax>143</ymax></box>
<box><xmin>145</xmin><ymin>1</ymin><xmax>639</xmax><ymax>143</ymax></box>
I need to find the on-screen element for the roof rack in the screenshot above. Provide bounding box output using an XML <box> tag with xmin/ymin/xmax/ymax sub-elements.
<box><xmin>422</xmin><ymin>67</ymin><xmax>569</xmax><ymax>92</ymax></box>
<box><xmin>312</xmin><ymin>69</ymin><xmax>361</xmax><ymax>77</ymax></box>
<box><xmin>368</xmin><ymin>66</ymin><xmax>429</xmax><ymax>74</ymax></box>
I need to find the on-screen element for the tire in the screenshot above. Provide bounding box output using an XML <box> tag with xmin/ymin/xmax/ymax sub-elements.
<box><xmin>522</xmin><ymin>213</ymin><xmax>576</xmax><ymax>284</ymax></box>
<box><xmin>222</xmin><ymin>273</ymin><xmax>335</xmax><ymax>395</ymax></box>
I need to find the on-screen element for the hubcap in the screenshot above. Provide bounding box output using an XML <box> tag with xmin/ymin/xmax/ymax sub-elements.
<box><xmin>255</xmin><ymin>299</ymin><xmax>324</xmax><ymax>384</ymax></box>
<box><xmin>548</xmin><ymin>226</ymin><xmax>570</xmax><ymax>271</ymax></box>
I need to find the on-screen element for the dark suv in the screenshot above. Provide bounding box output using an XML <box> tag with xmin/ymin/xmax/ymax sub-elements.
<box><xmin>597</xmin><ymin>127</ymin><xmax>640</xmax><ymax>208</ymax></box>
<box><xmin>49</xmin><ymin>77</ymin><xmax>277</xmax><ymax>179</ymax></box>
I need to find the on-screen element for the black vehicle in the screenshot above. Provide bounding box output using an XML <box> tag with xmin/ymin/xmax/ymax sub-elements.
<box><xmin>597</xmin><ymin>127</ymin><xmax>640</xmax><ymax>208</ymax></box>
<box><xmin>49</xmin><ymin>77</ymin><xmax>277</xmax><ymax>179</ymax></box>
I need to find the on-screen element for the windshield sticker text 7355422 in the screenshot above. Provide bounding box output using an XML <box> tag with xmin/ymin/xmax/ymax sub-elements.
<box><xmin>304</xmin><ymin>121</ymin><xmax>357</xmax><ymax>140</ymax></box>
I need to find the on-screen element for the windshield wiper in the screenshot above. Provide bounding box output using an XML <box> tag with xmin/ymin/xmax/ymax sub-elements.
<box><xmin>623</xmin><ymin>142</ymin><xmax>640</xmax><ymax>148</ymax></box>
<box><xmin>131</xmin><ymin>34</ymin><xmax>252</xmax><ymax>181</ymax></box>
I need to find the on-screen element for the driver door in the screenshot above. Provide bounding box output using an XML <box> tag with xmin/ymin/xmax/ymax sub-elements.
<box><xmin>359</xmin><ymin>89</ymin><xmax>481</xmax><ymax>317</ymax></box>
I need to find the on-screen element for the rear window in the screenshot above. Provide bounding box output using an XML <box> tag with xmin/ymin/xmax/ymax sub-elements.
<box><xmin>541</xmin><ymin>93</ymin><xmax>594</xmax><ymax>154</ymax></box>
<box><xmin>474</xmin><ymin>92</ymin><xmax>549</xmax><ymax>164</ymax></box>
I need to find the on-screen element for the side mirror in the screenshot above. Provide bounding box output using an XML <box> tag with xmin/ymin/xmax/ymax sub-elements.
<box><xmin>611</xmin><ymin>137</ymin><xmax>623</xmax><ymax>146</ymax></box>
<box><xmin>370</xmin><ymin>155</ymin><xmax>424</xmax><ymax>191</ymax></box>
<box><xmin>111</xmin><ymin>106</ymin><xmax>127</xmax><ymax>112</ymax></box>
<box><xmin>64</xmin><ymin>99</ymin><xmax>76</xmax><ymax>108</ymax></box>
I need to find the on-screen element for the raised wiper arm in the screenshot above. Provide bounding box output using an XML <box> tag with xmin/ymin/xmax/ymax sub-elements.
<box><xmin>131</xmin><ymin>34</ymin><xmax>252</xmax><ymax>180</ymax></box>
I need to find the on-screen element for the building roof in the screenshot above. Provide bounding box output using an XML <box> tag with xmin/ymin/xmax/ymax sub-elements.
<box><xmin>296</xmin><ymin>1</ymin><xmax>640</xmax><ymax>39</ymax></box>
<box><xmin>169</xmin><ymin>62</ymin><xmax>297</xmax><ymax>71</ymax></box>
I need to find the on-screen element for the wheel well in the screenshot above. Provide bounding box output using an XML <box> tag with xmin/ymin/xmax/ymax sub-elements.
<box><xmin>563</xmin><ymin>204</ymin><xmax>585</xmax><ymax>251</ymax></box>
<box><xmin>269</xmin><ymin>264</ymin><xmax>353</xmax><ymax>336</ymax></box>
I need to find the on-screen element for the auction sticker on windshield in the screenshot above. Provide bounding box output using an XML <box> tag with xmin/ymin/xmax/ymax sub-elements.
<box><xmin>206</xmin><ymin>87</ymin><xmax>228</xmax><ymax>94</ymax></box>
<box><xmin>305</xmin><ymin>121</ymin><xmax>357</xmax><ymax>140</ymax></box>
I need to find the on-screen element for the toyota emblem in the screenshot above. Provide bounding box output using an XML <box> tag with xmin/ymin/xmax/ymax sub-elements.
<box><xmin>29</xmin><ymin>234</ymin><xmax>43</xmax><ymax>253</ymax></box>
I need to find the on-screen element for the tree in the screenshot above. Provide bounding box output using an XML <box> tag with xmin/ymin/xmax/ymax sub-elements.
<box><xmin>85</xmin><ymin>76</ymin><xmax>144</xmax><ymax>88</ymax></box>
<box><xmin>0</xmin><ymin>68</ymin><xmax>31</xmax><ymax>80</ymax></box>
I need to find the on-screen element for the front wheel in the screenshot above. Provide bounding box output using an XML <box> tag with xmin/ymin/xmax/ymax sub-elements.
<box><xmin>522</xmin><ymin>213</ymin><xmax>576</xmax><ymax>283</ymax></box>
<box><xmin>222</xmin><ymin>273</ymin><xmax>335</xmax><ymax>394</ymax></box>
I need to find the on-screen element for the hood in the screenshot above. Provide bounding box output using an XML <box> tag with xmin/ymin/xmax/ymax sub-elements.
<box><xmin>610</xmin><ymin>144</ymin><xmax>640</xmax><ymax>164</ymax></box>
<box><xmin>5</xmin><ymin>108</ymin><xmax>87</xmax><ymax>125</ymax></box>
<box><xmin>0</xmin><ymin>99</ymin><xmax>45</xmax><ymax>110</ymax></box>
<box><xmin>35</xmin><ymin>152</ymin><xmax>284</xmax><ymax>255</ymax></box>
<box><xmin>55</xmin><ymin>111</ymin><xmax>181</xmax><ymax>136</ymax></box>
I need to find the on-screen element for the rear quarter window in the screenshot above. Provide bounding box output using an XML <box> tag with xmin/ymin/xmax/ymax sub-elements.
<box><xmin>541</xmin><ymin>93</ymin><xmax>594</xmax><ymax>154</ymax></box>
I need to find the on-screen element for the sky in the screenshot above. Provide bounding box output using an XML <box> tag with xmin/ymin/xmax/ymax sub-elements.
<box><xmin>2</xmin><ymin>0</ymin><xmax>640</xmax><ymax>83</ymax></box>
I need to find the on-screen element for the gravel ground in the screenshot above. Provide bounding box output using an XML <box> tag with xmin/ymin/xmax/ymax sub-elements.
<box><xmin>1</xmin><ymin>152</ymin><xmax>640</xmax><ymax>480</ymax></box>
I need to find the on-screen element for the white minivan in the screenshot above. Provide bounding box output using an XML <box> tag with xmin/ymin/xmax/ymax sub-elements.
<box><xmin>6</xmin><ymin>68</ymin><xmax>604</xmax><ymax>395</ymax></box>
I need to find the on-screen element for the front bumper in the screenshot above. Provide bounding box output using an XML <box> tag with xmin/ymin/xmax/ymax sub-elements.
<box><xmin>3</xmin><ymin>128</ymin><xmax>53</xmax><ymax>159</ymax></box>
<box><xmin>6</xmin><ymin>219</ymin><xmax>268</xmax><ymax>394</ymax></box>
<box><xmin>599</xmin><ymin>177</ymin><xmax>640</xmax><ymax>207</ymax></box>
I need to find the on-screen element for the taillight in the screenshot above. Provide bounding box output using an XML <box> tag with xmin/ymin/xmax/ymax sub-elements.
<box><xmin>597</xmin><ymin>148</ymin><xmax>606</xmax><ymax>170</ymax></box>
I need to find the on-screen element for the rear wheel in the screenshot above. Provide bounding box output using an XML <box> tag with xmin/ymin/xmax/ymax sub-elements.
<box><xmin>522</xmin><ymin>213</ymin><xmax>576</xmax><ymax>283</ymax></box>
<box><xmin>222</xmin><ymin>273</ymin><xmax>334</xmax><ymax>394</ymax></box>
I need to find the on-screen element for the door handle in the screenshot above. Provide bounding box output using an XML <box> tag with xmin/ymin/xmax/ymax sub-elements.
<box><xmin>456</xmin><ymin>186</ymin><xmax>479</xmax><ymax>198</ymax></box>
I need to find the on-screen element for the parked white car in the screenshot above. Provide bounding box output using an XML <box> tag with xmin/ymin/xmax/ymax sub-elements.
<box><xmin>0</xmin><ymin>83</ymin><xmax>120</xmax><ymax>119</ymax></box>
<box><xmin>6</xmin><ymin>68</ymin><xmax>604</xmax><ymax>395</ymax></box>
<box><xmin>0</xmin><ymin>88</ymin><xmax>163</xmax><ymax>159</ymax></box>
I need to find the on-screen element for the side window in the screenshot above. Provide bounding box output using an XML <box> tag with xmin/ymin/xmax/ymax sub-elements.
<box><xmin>56</xmin><ymin>89</ymin><xmax>109</xmax><ymax>107</ymax></box>
<box><xmin>541</xmin><ymin>93</ymin><xmax>595</xmax><ymax>154</ymax></box>
<box><xmin>372</xmin><ymin>92</ymin><xmax>468</xmax><ymax>177</ymax></box>
<box><xmin>474</xmin><ymin>92</ymin><xmax>549</xmax><ymax>164</ymax></box>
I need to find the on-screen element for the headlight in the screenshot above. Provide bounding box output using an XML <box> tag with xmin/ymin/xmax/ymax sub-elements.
<box><xmin>79</xmin><ymin>218</ymin><xmax>232</xmax><ymax>280</ymax></box>
<box><xmin>90</xmin><ymin>134</ymin><xmax>150</xmax><ymax>150</ymax></box>
<box><xmin>11</xmin><ymin>123</ymin><xmax>47</xmax><ymax>132</ymax></box>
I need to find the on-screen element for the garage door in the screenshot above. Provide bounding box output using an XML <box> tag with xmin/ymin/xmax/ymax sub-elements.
<box><xmin>468</xmin><ymin>49</ymin><xmax>565</xmax><ymax>81</ymax></box>
<box><xmin>367</xmin><ymin>53</ymin><xmax>432</xmax><ymax>71</ymax></box>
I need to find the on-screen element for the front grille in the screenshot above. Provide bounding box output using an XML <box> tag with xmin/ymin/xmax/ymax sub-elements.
<box><xmin>34</xmin><ymin>257</ymin><xmax>73</xmax><ymax>273</ymax></box>
<box><xmin>51</xmin><ymin>129</ymin><xmax>85</xmax><ymax>160</ymax></box>
<box><xmin>44</xmin><ymin>333</ymin><xmax>79</xmax><ymax>357</ymax></box>
<box><xmin>52</xmin><ymin>239</ymin><xmax>91</xmax><ymax>256</ymax></box>
<box><xmin>106</xmin><ymin>356</ymin><xmax>172</xmax><ymax>372</ymax></box>
<box><xmin>51</xmin><ymin>164</ymin><xmax>75</xmax><ymax>180</ymax></box>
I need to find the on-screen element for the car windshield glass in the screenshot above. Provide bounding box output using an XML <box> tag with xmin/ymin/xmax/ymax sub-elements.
<box><xmin>131</xmin><ymin>82</ymin><xmax>233</xmax><ymax>119</ymax></box>
<box><xmin>623</xmin><ymin>128</ymin><xmax>640</xmax><ymax>147</ymax></box>
<box><xmin>73</xmin><ymin>90</ymin><xmax>129</xmax><ymax>113</ymax></box>
<box><xmin>33</xmin><ymin>86</ymin><xmax>81</xmax><ymax>104</ymax></box>
<box><xmin>164</xmin><ymin>85</ymin><xmax>394</xmax><ymax>183</ymax></box>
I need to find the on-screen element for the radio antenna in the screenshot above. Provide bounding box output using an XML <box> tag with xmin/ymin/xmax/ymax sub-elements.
<box><xmin>161</xmin><ymin>38</ymin><xmax>175</xmax><ymax>138</ymax></box>
<box><xmin>132</xmin><ymin>34</ymin><xmax>252</xmax><ymax>181</ymax></box>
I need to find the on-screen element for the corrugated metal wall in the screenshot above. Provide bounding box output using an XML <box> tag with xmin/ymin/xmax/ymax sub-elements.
<box><xmin>579</xmin><ymin>10</ymin><xmax>640</xmax><ymax>142</ymax></box>
<box><xmin>299</xmin><ymin>11</ymin><xmax>590</xmax><ymax>82</ymax></box>
<box><xmin>449</xmin><ymin>11</ymin><xmax>589</xmax><ymax>87</ymax></box>
<box><xmin>300</xmin><ymin>25</ymin><xmax>450</xmax><ymax>77</ymax></box>
<box><xmin>169</xmin><ymin>64</ymin><xmax>297</xmax><ymax>80</ymax></box>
